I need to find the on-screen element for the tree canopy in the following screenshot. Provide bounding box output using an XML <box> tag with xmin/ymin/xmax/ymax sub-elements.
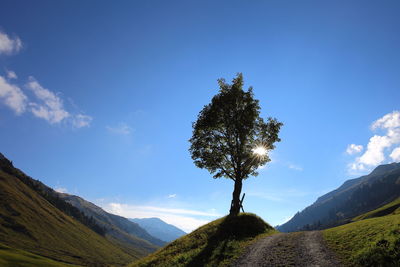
<box><xmin>189</xmin><ymin>73</ymin><xmax>282</xmax><ymax>216</ymax></box>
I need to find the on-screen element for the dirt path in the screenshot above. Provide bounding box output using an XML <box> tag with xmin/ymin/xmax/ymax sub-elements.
<box><xmin>232</xmin><ymin>231</ymin><xmax>341</xmax><ymax>267</ymax></box>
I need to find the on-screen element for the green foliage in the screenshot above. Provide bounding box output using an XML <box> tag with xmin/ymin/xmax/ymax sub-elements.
<box><xmin>189</xmin><ymin>73</ymin><xmax>282</xmax><ymax>181</ymax></box>
<box><xmin>0</xmin><ymin>242</ymin><xmax>78</xmax><ymax>267</ymax></box>
<box><xmin>129</xmin><ymin>213</ymin><xmax>276</xmax><ymax>267</ymax></box>
<box><xmin>324</xmin><ymin>210</ymin><xmax>400</xmax><ymax>266</ymax></box>
<box><xmin>189</xmin><ymin>74</ymin><xmax>282</xmax><ymax>215</ymax></box>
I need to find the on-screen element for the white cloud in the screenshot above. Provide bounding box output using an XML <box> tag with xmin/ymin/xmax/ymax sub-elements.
<box><xmin>106</xmin><ymin>123</ymin><xmax>132</xmax><ymax>135</ymax></box>
<box><xmin>24</xmin><ymin>77</ymin><xmax>92</xmax><ymax>127</ymax></box>
<box><xmin>26</xmin><ymin>77</ymin><xmax>70</xmax><ymax>124</ymax></box>
<box><xmin>390</xmin><ymin>147</ymin><xmax>400</xmax><ymax>162</ymax></box>
<box><xmin>54</xmin><ymin>187</ymin><xmax>68</xmax><ymax>193</ymax></box>
<box><xmin>371</xmin><ymin>111</ymin><xmax>400</xmax><ymax>130</ymax></box>
<box><xmin>0</xmin><ymin>31</ymin><xmax>22</xmax><ymax>55</ymax></box>
<box><xmin>102</xmin><ymin>202</ymin><xmax>221</xmax><ymax>232</ymax></box>
<box><xmin>72</xmin><ymin>114</ymin><xmax>92</xmax><ymax>128</ymax></box>
<box><xmin>0</xmin><ymin>28</ymin><xmax>91</xmax><ymax>128</ymax></box>
<box><xmin>346</xmin><ymin>144</ymin><xmax>363</xmax><ymax>155</ymax></box>
<box><xmin>349</xmin><ymin>111</ymin><xmax>400</xmax><ymax>172</ymax></box>
<box><xmin>6</xmin><ymin>70</ymin><xmax>17</xmax><ymax>80</ymax></box>
<box><xmin>168</xmin><ymin>194</ymin><xmax>177</xmax><ymax>198</ymax></box>
<box><xmin>0</xmin><ymin>75</ymin><xmax>27</xmax><ymax>114</ymax></box>
<box><xmin>0</xmin><ymin>74</ymin><xmax>92</xmax><ymax>128</ymax></box>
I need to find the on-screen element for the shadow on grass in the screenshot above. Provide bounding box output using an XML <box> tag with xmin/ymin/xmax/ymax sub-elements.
<box><xmin>187</xmin><ymin>213</ymin><xmax>272</xmax><ymax>267</ymax></box>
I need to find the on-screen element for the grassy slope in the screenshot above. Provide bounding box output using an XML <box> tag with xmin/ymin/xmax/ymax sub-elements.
<box><xmin>323</xmin><ymin>201</ymin><xmax>400</xmax><ymax>266</ymax></box>
<box><xmin>352</xmin><ymin>197</ymin><xmax>400</xmax><ymax>222</ymax></box>
<box><xmin>0</xmin><ymin>170</ymin><xmax>136</xmax><ymax>266</ymax></box>
<box><xmin>0</xmin><ymin>242</ymin><xmax>79</xmax><ymax>267</ymax></box>
<box><xmin>128</xmin><ymin>213</ymin><xmax>277</xmax><ymax>267</ymax></box>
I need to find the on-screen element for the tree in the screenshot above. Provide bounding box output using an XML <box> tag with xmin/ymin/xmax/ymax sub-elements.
<box><xmin>189</xmin><ymin>73</ymin><xmax>282</xmax><ymax>216</ymax></box>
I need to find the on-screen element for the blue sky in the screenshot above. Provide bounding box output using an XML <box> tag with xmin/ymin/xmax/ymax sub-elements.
<box><xmin>1</xmin><ymin>1</ymin><xmax>400</xmax><ymax>232</ymax></box>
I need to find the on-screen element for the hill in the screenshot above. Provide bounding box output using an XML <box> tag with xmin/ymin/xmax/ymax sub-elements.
<box><xmin>0</xmin><ymin>152</ymin><xmax>154</xmax><ymax>266</ymax></box>
<box><xmin>130</xmin><ymin>217</ymin><xmax>186</xmax><ymax>243</ymax></box>
<box><xmin>57</xmin><ymin>193</ymin><xmax>165</xmax><ymax>248</ymax></box>
<box><xmin>323</xmin><ymin>198</ymin><xmax>400</xmax><ymax>266</ymax></box>
<box><xmin>0</xmin><ymin>242</ymin><xmax>78</xmax><ymax>267</ymax></box>
<box><xmin>278</xmin><ymin>162</ymin><xmax>400</xmax><ymax>232</ymax></box>
<box><xmin>128</xmin><ymin>213</ymin><xmax>276</xmax><ymax>267</ymax></box>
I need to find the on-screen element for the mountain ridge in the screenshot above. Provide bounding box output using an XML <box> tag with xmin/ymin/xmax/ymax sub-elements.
<box><xmin>0</xmin><ymin>152</ymin><xmax>161</xmax><ymax>265</ymax></box>
<box><xmin>278</xmin><ymin>162</ymin><xmax>400</xmax><ymax>232</ymax></box>
<box><xmin>57</xmin><ymin>193</ymin><xmax>165</xmax><ymax>247</ymax></box>
<box><xmin>130</xmin><ymin>217</ymin><xmax>186</xmax><ymax>243</ymax></box>
<box><xmin>0</xmin><ymin>154</ymin><xmax>136</xmax><ymax>266</ymax></box>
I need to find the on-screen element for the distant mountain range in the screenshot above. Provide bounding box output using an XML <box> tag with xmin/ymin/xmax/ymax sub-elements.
<box><xmin>0</xmin><ymin>152</ymin><xmax>162</xmax><ymax>266</ymax></box>
<box><xmin>57</xmin><ymin>193</ymin><xmax>166</xmax><ymax>247</ymax></box>
<box><xmin>130</xmin><ymin>217</ymin><xmax>186</xmax><ymax>242</ymax></box>
<box><xmin>278</xmin><ymin>162</ymin><xmax>400</xmax><ymax>232</ymax></box>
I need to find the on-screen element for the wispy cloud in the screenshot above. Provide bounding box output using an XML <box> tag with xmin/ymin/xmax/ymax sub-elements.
<box><xmin>0</xmin><ymin>30</ymin><xmax>22</xmax><ymax>55</ymax></box>
<box><xmin>72</xmin><ymin>114</ymin><xmax>92</xmax><ymax>128</ymax></box>
<box><xmin>6</xmin><ymin>70</ymin><xmax>17</xmax><ymax>80</ymax></box>
<box><xmin>0</xmin><ymin>75</ymin><xmax>27</xmax><ymax>114</ymax></box>
<box><xmin>168</xmin><ymin>194</ymin><xmax>177</xmax><ymax>198</ymax></box>
<box><xmin>288</xmin><ymin>164</ymin><xmax>303</xmax><ymax>171</ymax></box>
<box><xmin>0</xmin><ymin>28</ymin><xmax>92</xmax><ymax>128</ymax></box>
<box><xmin>0</xmin><ymin>72</ymin><xmax>92</xmax><ymax>128</ymax></box>
<box><xmin>101</xmin><ymin>202</ymin><xmax>221</xmax><ymax>232</ymax></box>
<box><xmin>27</xmin><ymin>77</ymin><xmax>70</xmax><ymax>124</ymax></box>
<box><xmin>348</xmin><ymin>111</ymin><xmax>400</xmax><ymax>173</ymax></box>
<box><xmin>106</xmin><ymin>123</ymin><xmax>132</xmax><ymax>135</ymax></box>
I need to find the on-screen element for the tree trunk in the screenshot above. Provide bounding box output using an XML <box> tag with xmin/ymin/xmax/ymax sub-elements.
<box><xmin>229</xmin><ymin>178</ymin><xmax>242</xmax><ymax>216</ymax></box>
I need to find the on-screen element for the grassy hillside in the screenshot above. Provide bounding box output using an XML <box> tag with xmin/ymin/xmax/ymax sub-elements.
<box><xmin>0</xmin><ymin>242</ymin><xmax>78</xmax><ymax>267</ymax></box>
<box><xmin>352</xmin><ymin>197</ymin><xmax>400</xmax><ymax>222</ymax></box>
<box><xmin>324</xmin><ymin>205</ymin><xmax>400</xmax><ymax>266</ymax></box>
<box><xmin>128</xmin><ymin>213</ymin><xmax>276</xmax><ymax>267</ymax></box>
<box><xmin>0</xmin><ymin>169</ymin><xmax>136</xmax><ymax>266</ymax></box>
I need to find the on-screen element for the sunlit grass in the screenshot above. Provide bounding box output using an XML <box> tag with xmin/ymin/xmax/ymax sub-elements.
<box><xmin>324</xmin><ymin>207</ymin><xmax>400</xmax><ymax>266</ymax></box>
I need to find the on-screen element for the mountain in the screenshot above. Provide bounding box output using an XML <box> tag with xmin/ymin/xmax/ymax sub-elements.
<box><xmin>0</xmin><ymin>152</ymin><xmax>158</xmax><ymax>266</ymax></box>
<box><xmin>0</xmin><ymin>152</ymin><xmax>138</xmax><ymax>265</ymax></box>
<box><xmin>130</xmin><ymin>217</ymin><xmax>186</xmax><ymax>242</ymax></box>
<box><xmin>57</xmin><ymin>193</ymin><xmax>166</xmax><ymax>247</ymax></box>
<box><xmin>128</xmin><ymin>213</ymin><xmax>275</xmax><ymax>267</ymax></box>
<box><xmin>278</xmin><ymin>162</ymin><xmax>400</xmax><ymax>232</ymax></box>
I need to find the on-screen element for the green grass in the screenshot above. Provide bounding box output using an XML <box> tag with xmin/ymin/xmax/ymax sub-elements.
<box><xmin>0</xmin><ymin>242</ymin><xmax>79</xmax><ymax>267</ymax></box>
<box><xmin>324</xmin><ymin>211</ymin><xmax>400</xmax><ymax>266</ymax></box>
<box><xmin>128</xmin><ymin>213</ymin><xmax>277</xmax><ymax>267</ymax></box>
<box><xmin>352</xmin><ymin>197</ymin><xmax>400</xmax><ymax>222</ymax></box>
<box><xmin>0</xmin><ymin>170</ymin><xmax>136</xmax><ymax>266</ymax></box>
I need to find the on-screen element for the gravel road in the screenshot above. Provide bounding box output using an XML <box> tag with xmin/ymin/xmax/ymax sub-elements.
<box><xmin>232</xmin><ymin>231</ymin><xmax>341</xmax><ymax>267</ymax></box>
